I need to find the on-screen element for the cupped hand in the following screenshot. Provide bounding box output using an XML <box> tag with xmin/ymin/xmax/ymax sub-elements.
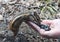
<box><xmin>26</xmin><ymin>19</ymin><xmax>60</xmax><ymax>38</ymax></box>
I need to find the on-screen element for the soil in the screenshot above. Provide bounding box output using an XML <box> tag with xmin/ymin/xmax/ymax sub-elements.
<box><xmin>0</xmin><ymin>0</ymin><xmax>60</xmax><ymax>42</ymax></box>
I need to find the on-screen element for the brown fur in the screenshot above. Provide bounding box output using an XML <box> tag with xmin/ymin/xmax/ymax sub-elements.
<box><xmin>9</xmin><ymin>14</ymin><xmax>30</xmax><ymax>36</ymax></box>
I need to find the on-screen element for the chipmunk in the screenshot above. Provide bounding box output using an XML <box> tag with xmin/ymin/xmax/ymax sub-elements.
<box><xmin>9</xmin><ymin>13</ymin><xmax>50</xmax><ymax>36</ymax></box>
<box><xmin>9</xmin><ymin>14</ymin><xmax>30</xmax><ymax>36</ymax></box>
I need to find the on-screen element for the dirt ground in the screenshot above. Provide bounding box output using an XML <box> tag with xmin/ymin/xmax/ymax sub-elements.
<box><xmin>0</xmin><ymin>0</ymin><xmax>60</xmax><ymax>42</ymax></box>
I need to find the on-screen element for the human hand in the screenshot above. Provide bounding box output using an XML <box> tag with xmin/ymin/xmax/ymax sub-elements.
<box><xmin>26</xmin><ymin>19</ymin><xmax>60</xmax><ymax>38</ymax></box>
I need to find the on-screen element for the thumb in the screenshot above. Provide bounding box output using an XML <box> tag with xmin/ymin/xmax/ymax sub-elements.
<box><xmin>41</xmin><ymin>20</ymin><xmax>53</xmax><ymax>26</ymax></box>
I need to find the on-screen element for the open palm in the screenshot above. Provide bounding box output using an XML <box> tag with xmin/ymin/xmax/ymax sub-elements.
<box><xmin>26</xmin><ymin>19</ymin><xmax>60</xmax><ymax>39</ymax></box>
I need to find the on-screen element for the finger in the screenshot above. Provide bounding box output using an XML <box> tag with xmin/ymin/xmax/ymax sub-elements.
<box><xmin>39</xmin><ymin>29</ymin><xmax>58</xmax><ymax>38</ymax></box>
<box><xmin>41</xmin><ymin>20</ymin><xmax>53</xmax><ymax>26</ymax></box>
<box><xmin>40</xmin><ymin>30</ymin><xmax>52</xmax><ymax>38</ymax></box>
<box><xmin>26</xmin><ymin>21</ymin><xmax>50</xmax><ymax>34</ymax></box>
<box><xmin>26</xmin><ymin>21</ymin><xmax>59</xmax><ymax>38</ymax></box>
<box><xmin>26</xmin><ymin>21</ymin><xmax>55</xmax><ymax>38</ymax></box>
<box><xmin>25</xmin><ymin>21</ymin><xmax>41</xmax><ymax>32</ymax></box>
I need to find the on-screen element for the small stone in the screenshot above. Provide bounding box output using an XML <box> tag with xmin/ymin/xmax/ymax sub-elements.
<box><xmin>0</xmin><ymin>15</ymin><xmax>3</xmax><ymax>21</ymax></box>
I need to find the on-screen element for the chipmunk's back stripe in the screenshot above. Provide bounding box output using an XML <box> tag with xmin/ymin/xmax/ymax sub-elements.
<box><xmin>11</xmin><ymin>14</ymin><xmax>29</xmax><ymax>26</ymax></box>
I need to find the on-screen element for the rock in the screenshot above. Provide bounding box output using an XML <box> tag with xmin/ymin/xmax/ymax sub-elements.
<box><xmin>55</xmin><ymin>13</ymin><xmax>60</xmax><ymax>18</ymax></box>
<box><xmin>0</xmin><ymin>0</ymin><xmax>11</xmax><ymax>4</ymax></box>
<box><xmin>0</xmin><ymin>15</ymin><xmax>3</xmax><ymax>21</ymax></box>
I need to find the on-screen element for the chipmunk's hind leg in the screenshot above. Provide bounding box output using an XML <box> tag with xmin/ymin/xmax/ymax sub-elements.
<box><xmin>9</xmin><ymin>17</ymin><xmax>24</xmax><ymax>36</ymax></box>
